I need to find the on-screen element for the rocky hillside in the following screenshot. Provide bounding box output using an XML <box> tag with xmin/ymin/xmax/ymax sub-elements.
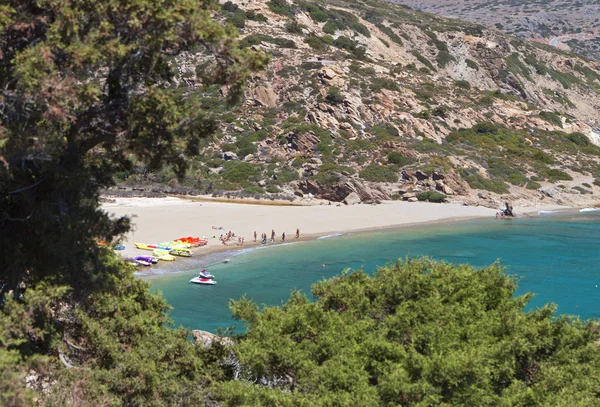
<box><xmin>114</xmin><ymin>0</ymin><xmax>600</xmax><ymax>210</ymax></box>
<box><xmin>390</xmin><ymin>0</ymin><xmax>600</xmax><ymax>61</ymax></box>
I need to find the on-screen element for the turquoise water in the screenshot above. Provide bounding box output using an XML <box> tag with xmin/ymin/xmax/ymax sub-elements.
<box><xmin>148</xmin><ymin>212</ymin><xmax>600</xmax><ymax>333</ymax></box>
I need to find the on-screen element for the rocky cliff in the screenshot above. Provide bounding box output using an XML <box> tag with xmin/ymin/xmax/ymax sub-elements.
<box><xmin>115</xmin><ymin>0</ymin><xmax>600</xmax><ymax>210</ymax></box>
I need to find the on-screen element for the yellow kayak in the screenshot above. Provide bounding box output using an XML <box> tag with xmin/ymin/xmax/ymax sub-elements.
<box><xmin>134</xmin><ymin>242</ymin><xmax>155</xmax><ymax>251</ymax></box>
<box><xmin>153</xmin><ymin>249</ymin><xmax>175</xmax><ymax>261</ymax></box>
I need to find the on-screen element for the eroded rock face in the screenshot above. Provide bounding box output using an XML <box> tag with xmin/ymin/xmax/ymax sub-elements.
<box><xmin>191</xmin><ymin>330</ymin><xmax>233</xmax><ymax>347</ymax></box>
<box><xmin>299</xmin><ymin>176</ymin><xmax>390</xmax><ymax>203</ymax></box>
<box><xmin>250</xmin><ymin>85</ymin><xmax>278</xmax><ymax>108</ymax></box>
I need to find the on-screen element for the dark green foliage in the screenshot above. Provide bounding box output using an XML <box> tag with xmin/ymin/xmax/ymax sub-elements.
<box><xmin>455</xmin><ymin>79</ymin><xmax>471</xmax><ymax>89</ymax></box>
<box><xmin>285</xmin><ymin>19</ymin><xmax>305</xmax><ymax>34</ymax></box>
<box><xmin>227</xmin><ymin>259</ymin><xmax>600</xmax><ymax>405</ymax></box>
<box><xmin>465</xmin><ymin>58</ymin><xmax>479</xmax><ymax>70</ymax></box>
<box><xmin>298</xmin><ymin>2</ymin><xmax>370</xmax><ymax>37</ymax></box>
<box><xmin>326</xmin><ymin>87</ymin><xmax>344</xmax><ymax>105</ymax></box>
<box><xmin>505</xmin><ymin>53</ymin><xmax>532</xmax><ymax>81</ymax></box>
<box><xmin>221</xmin><ymin>162</ymin><xmax>262</xmax><ymax>184</ymax></box>
<box><xmin>375</xmin><ymin>24</ymin><xmax>403</xmax><ymax>46</ymax></box>
<box><xmin>323</xmin><ymin>21</ymin><xmax>337</xmax><ymax>34</ymax></box>
<box><xmin>532</xmin><ymin>149</ymin><xmax>555</xmax><ymax>164</ymax></box>
<box><xmin>412</xmin><ymin>51</ymin><xmax>436</xmax><ymax>72</ymax></box>
<box><xmin>436</xmin><ymin>51</ymin><xmax>456</xmax><ymax>68</ymax></box>
<box><xmin>545</xmin><ymin>169</ymin><xmax>573</xmax><ymax>182</ymax></box>
<box><xmin>360</xmin><ymin>165</ymin><xmax>398</xmax><ymax>182</ymax></box>
<box><xmin>594</xmin><ymin>178</ymin><xmax>600</xmax><ymax>187</ymax></box>
<box><xmin>314</xmin><ymin>164</ymin><xmax>355</xmax><ymax>186</ymax></box>
<box><xmin>239</xmin><ymin>34</ymin><xmax>296</xmax><ymax>49</ymax></box>
<box><xmin>0</xmin><ymin>0</ymin><xmax>265</xmax><ymax>301</ymax></box>
<box><xmin>487</xmin><ymin>159</ymin><xmax>528</xmax><ymax>186</ymax></box>
<box><xmin>526</xmin><ymin>180</ymin><xmax>542</xmax><ymax>190</ymax></box>
<box><xmin>416</xmin><ymin>190</ymin><xmax>447</xmax><ymax>202</ymax></box>
<box><xmin>539</xmin><ymin>111</ymin><xmax>563</xmax><ymax>127</ymax></box>
<box><xmin>388</xmin><ymin>152</ymin><xmax>414</xmax><ymax>167</ymax></box>
<box><xmin>461</xmin><ymin>170</ymin><xmax>510</xmax><ymax>194</ymax></box>
<box><xmin>370</xmin><ymin>78</ymin><xmax>399</xmax><ymax>92</ymax></box>
<box><xmin>567</xmin><ymin>132</ymin><xmax>591</xmax><ymax>146</ymax></box>
<box><xmin>266</xmin><ymin>0</ymin><xmax>293</xmax><ymax>16</ymax></box>
<box><xmin>305</xmin><ymin>35</ymin><xmax>334</xmax><ymax>51</ymax></box>
<box><xmin>572</xmin><ymin>186</ymin><xmax>592</xmax><ymax>194</ymax></box>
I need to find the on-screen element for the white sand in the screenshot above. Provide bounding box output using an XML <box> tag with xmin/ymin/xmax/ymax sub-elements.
<box><xmin>104</xmin><ymin>197</ymin><xmax>500</xmax><ymax>258</ymax></box>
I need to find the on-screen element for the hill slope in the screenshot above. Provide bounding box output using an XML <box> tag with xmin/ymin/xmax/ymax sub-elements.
<box><xmin>115</xmin><ymin>0</ymin><xmax>600</xmax><ymax>210</ymax></box>
<box><xmin>389</xmin><ymin>0</ymin><xmax>600</xmax><ymax>61</ymax></box>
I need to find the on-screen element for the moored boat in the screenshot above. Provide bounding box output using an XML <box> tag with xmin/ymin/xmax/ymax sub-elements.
<box><xmin>170</xmin><ymin>248</ymin><xmax>193</xmax><ymax>257</ymax></box>
<box><xmin>198</xmin><ymin>269</ymin><xmax>215</xmax><ymax>279</ymax></box>
<box><xmin>135</xmin><ymin>255</ymin><xmax>158</xmax><ymax>264</ymax></box>
<box><xmin>189</xmin><ymin>277</ymin><xmax>217</xmax><ymax>285</ymax></box>
<box><xmin>153</xmin><ymin>249</ymin><xmax>176</xmax><ymax>261</ymax></box>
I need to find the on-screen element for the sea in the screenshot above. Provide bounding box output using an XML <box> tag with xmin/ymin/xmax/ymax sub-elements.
<box><xmin>148</xmin><ymin>210</ymin><xmax>600</xmax><ymax>333</ymax></box>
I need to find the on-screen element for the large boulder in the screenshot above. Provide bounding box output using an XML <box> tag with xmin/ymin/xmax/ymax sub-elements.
<box><xmin>191</xmin><ymin>330</ymin><xmax>233</xmax><ymax>347</ymax></box>
<box><xmin>218</xmin><ymin>151</ymin><xmax>238</xmax><ymax>161</ymax></box>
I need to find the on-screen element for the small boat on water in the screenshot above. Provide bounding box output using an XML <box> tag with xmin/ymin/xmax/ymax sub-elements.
<box><xmin>189</xmin><ymin>277</ymin><xmax>217</xmax><ymax>285</ymax></box>
<box><xmin>198</xmin><ymin>269</ymin><xmax>215</xmax><ymax>279</ymax></box>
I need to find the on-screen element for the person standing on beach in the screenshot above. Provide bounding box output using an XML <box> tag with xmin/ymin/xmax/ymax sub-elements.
<box><xmin>254</xmin><ymin>231</ymin><xmax>257</xmax><ymax>242</ymax></box>
<box><xmin>271</xmin><ymin>230</ymin><xmax>275</xmax><ymax>243</ymax></box>
<box><xmin>296</xmin><ymin>228</ymin><xmax>300</xmax><ymax>238</ymax></box>
<box><xmin>282</xmin><ymin>232</ymin><xmax>285</xmax><ymax>242</ymax></box>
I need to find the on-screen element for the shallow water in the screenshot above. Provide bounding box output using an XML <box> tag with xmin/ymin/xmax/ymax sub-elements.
<box><xmin>149</xmin><ymin>212</ymin><xmax>600</xmax><ymax>333</ymax></box>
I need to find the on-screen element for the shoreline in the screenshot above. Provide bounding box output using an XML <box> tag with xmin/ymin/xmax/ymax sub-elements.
<box><xmin>102</xmin><ymin>196</ymin><xmax>588</xmax><ymax>277</ymax></box>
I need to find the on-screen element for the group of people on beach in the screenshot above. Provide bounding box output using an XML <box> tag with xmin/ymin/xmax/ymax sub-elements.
<box><xmin>253</xmin><ymin>229</ymin><xmax>300</xmax><ymax>244</ymax></box>
<box><xmin>219</xmin><ymin>231</ymin><xmax>244</xmax><ymax>246</ymax></box>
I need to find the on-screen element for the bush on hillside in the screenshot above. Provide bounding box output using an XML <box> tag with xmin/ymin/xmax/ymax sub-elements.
<box><xmin>387</xmin><ymin>152</ymin><xmax>415</xmax><ymax>167</ymax></box>
<box><xmin>416</xmin><ymin>190</ymin><xmax>447</xmax><ymax>203</ymax></box>
<box><xmin>359</xmin><ymin>164</ymin><xmax>398</xmax><ymax>182</ymax></box>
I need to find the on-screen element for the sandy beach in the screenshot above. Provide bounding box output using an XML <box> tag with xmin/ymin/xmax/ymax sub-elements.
<box><xmin>104</xmin><ymin>197</ymin><xmax>542</xmax><ymax>266</ymax></box>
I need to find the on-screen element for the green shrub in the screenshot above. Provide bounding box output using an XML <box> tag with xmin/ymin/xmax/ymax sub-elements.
<box><xmin>314</xmin><ymin>164</ymin><xmax>355</xmax><ymax>186</ymax></box>
<box><xmin>266</xmin><ymin>185</ymin><xmax>280</xmax><ymax>193</ymax></box>
<box><xmin>572</xmin><ymin>186</ymin><xmax>592</xmax><ymax>194</ymax></box>
<box><xmin>594</xmin><ymin>178</ymin><xmax>600</xmax><ymax>187</ymax></box>
<box><xmin>473</xmin><ymin>122</ymin><xmax>500</xmax><ymax>134</ymax></box>
<box><xmin>412</xmin><ymin>51</ymin><xmax>436</xmax><ymax>71</ymax></box>
<box><xmin>243</xmin><ymin>186</ymin><xmax>265</xmax><ymax>195</ymax></box>
<box><xmin>567</xmin><ymin>132</ymin><xmax>590</xmax><ymax>146</ymax></box>
<box><xmin>582</xmin><ymin>182</ymin><xmax>592</xmax><ymax>188</ymax></box>
<box><xmin>461</xmin><ymin>170</ymin><xmax>509</xmax><ymax>194</ymax></box>
<box><xmin>369</xmin><ymin>78</ymin><xmax>399</xmax><ymax>92</ymax></box>
<box><xmin>545</xmin><ymin>169</ymin><xmax>573</xmax><ymax>182</ymax></box>
<box><xmin>286</xmin><ymin>20</ymin><xmax>305</xmax><ymax>34</ymax></box>
<box><xmin>360</xmin><ymin>165</ymin><xmax>398</xmax><ymax>182</ymax></box>
<box><xmin>323</xmin><ymin>21</ymin><xmax>337</xmax><ymax>34</ymax></box>
<box><xmin>436</xmin><ymin>51</ymin><xmax>455</xmax><ymax>68</ymax></box>
<box><xmin>416</xmin><ymin>190</ymin><xmax>447</xmax><ymax>203</ymax></box>
<box><xmin>532</xmin><ymin>149</ymin><xmax>554</xmax><ymax>164</ymax></box>
<box><xmin>226</xmin><ymin>10</ymin><xmax>247</xmax><ymax>28</ymax></box>
<box><xmin>267</xmin><ymin>0</ymin><xmax>293</xmax><ymax>16</ymax></box>
<box><xmin>455</xmin><ymin>80</ymin><xmax>471</xmax><ymax>89</ymax></box>
<box><xmin>387</xmin><ymin>152</ymin><xmax>414</xmax><ymax>167</ymax></box>
<box><xmin>245</xmin><ymin>10</ymin><xmax>268</xmax><ymax>22</ymax></box>
<box><xmin>325</xmin><ymin>87</ymin><xmax>344</xmax><ymax>105</ymax></box>
<box><xmin>526</xmin><ymin>180</ymin><xmax>541</xmax><ymax>190</ymax></box>
<box><xmin>235</xmin><ymin>138</ymin><xmax>256</xmax><ymax>157</ymax></box>
<box><xmin>221</xmin><ymin>162</ymin><xmax>261</xmax><ymax>183</ymax></box>
<box><xmin>305</xmin><ymin>35</ymin><xmax>333</xmax><ymax>51</ymax></box>
<box><xmin>539</xmin><ymin>111</ymin><xmax>562</xmax><ymax>127</ymax></box>
<box><xmin>375</xmin><ymin>24</ymin><xmax>403</xmax><ymax>46</ymax></box>
<box><xmin>465</xmin><ymin>59</ymin><xmax>479</xmax><ymax>70</ymax></box>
